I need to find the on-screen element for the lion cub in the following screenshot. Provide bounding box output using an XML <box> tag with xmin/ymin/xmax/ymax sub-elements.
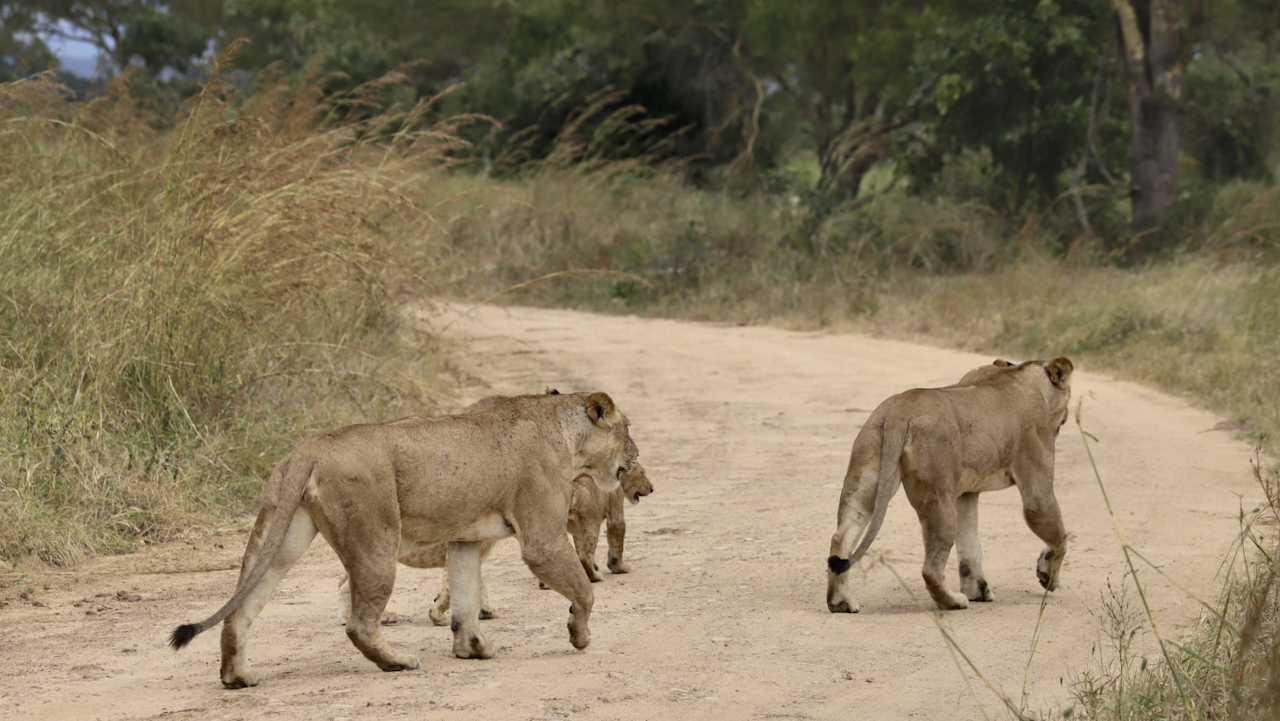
<box><xmin>336</xmin><ymin>460</ymin><xmax>653</xmax><ymax>626</ymax></box>
<box><xmin>569</xmin><ymin>461</ymin><xmax>654</xmax><ymax>580</ymax></box>
<box><xmin>826</xmin><ymin>357</ymin><xmax>1073</xmax><ymax>613</ymax></box>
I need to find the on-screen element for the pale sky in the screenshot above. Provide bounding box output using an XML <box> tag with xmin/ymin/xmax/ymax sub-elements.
<box><xmin>43</xmin><ymin>20</ymin><xmax>107</xmax><ymax>78</ymax></box>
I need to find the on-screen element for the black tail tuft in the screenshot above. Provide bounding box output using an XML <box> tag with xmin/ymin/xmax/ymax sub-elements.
<box><xmin>828</xmin><ymin>555</ymin><xmax>852</xmax><ymax>574</ymax></box>
<box><xmin>169</xmin><ymin>623</ymin><xmax>200</xmax><ymax>650</ymax></box>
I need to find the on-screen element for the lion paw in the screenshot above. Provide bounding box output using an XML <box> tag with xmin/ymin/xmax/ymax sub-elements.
<box><xmin>380</xmin><ymin>654</ymin><xmax>420</xmax><ymax>672</ymax></box>
<box><xmin>568</xmin><ymin>623</ymin><xmax>590</xmax><ymax>650</ymax></box>
<box><xmin>1036</xmin><ymin>547</ymin><xmax>1060</xmax><ymax>591</ymax></box>
<box><xmin>962</xmin><ymin>578</ymin><xmax>995</xmax><ymax>602</ymax></box>
<box><xmin>453</xmin><ymin>632</ymin><xmax>494</xmax><ymax>659</ymax></box>
<box><xmin>221</xmin><ymin>668</ymin><xmax>260</xmax><ymax>689</ymax></box>
<box><xmin>607</xmin><ymin>556</ymin><xmax>631</xmax><ymax>574</ymax></box>
<box><xmin>827</xmin><ymin>599</ymin><xmax>860</xmax><ymax>614</ymax></box>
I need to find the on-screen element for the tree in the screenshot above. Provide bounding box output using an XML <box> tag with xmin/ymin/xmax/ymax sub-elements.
<box><xmin>1180</xmin><ymin>0</ymin><xmax>1280</xmax><ymax>184</ymax></box>
<box><xmin>734</xmin><ymin>0</ymin><xmax>926</xmax><ymax>199</ymax></box>
<box><xmin>906</xmin><ymin>0</ymin><xmax>1114</xmax><ymax>214</ymax></box>
<box><xmin>1</xmin><ymin>4</ymin><xmax>58</xmax><ymax>80</ymax></box>
<box><xmin>19</xmin><ymin>0</ymin><xmax>216</xmax><ymax>78</ymax></box>
<box><xmin>219</xmin><ymin>0</ymin><xmax>510</xmax><ymax>93</ymax></box>
<box><xmin>1108</xmin><ymin>0</ymin><xmax>1204</xmax><ymax>244</ymax></box>
<box><xmin>452</xmin><ymin>0</ymin><xmax>755</xmax><ymax>172</ymax></box>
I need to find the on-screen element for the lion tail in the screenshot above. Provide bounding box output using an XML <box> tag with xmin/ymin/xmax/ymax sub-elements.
<box><xmin>847</xmin><ymin>418</ymin><xmax>909</xmax><ymax>566</ymax></box>
<box><xmin>169</xmin><ymin>454</ymin><xmax>314</xmax><ymax>650</ymax></box>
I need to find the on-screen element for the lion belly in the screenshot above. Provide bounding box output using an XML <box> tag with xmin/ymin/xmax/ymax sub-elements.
<box><xmin>958</xmin><ymin>468</ymin><xmax>1016</xmax><ymax>494</ymax></box>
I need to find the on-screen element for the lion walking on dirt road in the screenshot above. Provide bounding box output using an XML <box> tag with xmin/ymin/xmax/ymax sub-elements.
<box><xmin>826</xmin><ymin>358</ymin><xmax>1074</xmax><ymax>613</ymax></box>
<box><xmin>169</xmin><ymin>391</ymin><xmax>638</xmax><ymax>688</ymax></box>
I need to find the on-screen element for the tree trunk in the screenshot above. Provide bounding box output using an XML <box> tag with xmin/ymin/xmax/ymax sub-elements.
<box><xmin>1128</xmin><ymin>92</ymin><xmax>1179</xmax><ymax>238</ymax></box>
<box><xmin>1109</xmin><ymin>0</ymin><xmax>1202</xmax><ymax>248</ymax></box>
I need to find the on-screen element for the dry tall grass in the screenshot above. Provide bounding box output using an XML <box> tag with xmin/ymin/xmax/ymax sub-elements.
<box><xmin>1070</xmin><ymin>450</ymin><xmax>1280</xmax><ymax>720</ymax></box>
<box><xmin>0</xmin><ymin>61</ymin><xmax>459</xmax><ymax>565</ymax></box>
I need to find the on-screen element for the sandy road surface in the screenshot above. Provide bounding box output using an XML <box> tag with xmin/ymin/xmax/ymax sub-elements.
<box><xmin>0</xmin><ymin>304</ymin><xmax>1264</xmax><ymax>720</ymax></box>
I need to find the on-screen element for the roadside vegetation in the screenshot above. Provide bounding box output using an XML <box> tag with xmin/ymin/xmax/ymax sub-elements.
<box><xmin>0</xmin><ymin>63</ymin><xmax>458</xmax><ymax>565</ymax></box>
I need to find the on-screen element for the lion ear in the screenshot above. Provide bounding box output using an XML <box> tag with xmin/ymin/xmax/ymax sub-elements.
<box><xmin>544</xmin><ymin>387</ymin><xmax>561</xmax><ymax>395</ymax></box>
<box><xmin>993</xmin><ymin>359</ymin><xmax>1013</xmax><ymax>367</ymax></box>
<box><xmin>1046</xmin><ymin>357</ymin><xmax>1074</xmax><ymax>388</ymax></box>
<box><xmin>585</xmin><ymin>392</ymin><xmax>617</xmax><ymax>426</ymax></box>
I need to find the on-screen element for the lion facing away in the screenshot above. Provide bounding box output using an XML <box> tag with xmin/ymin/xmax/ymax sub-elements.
<box><xmin>168</xmin><ymin>391</ymin><xmax>637</xmax><ymax>688</ymax></box>
<box><xmin>826</xmin><ymin>357</ymin><xmax>1073</xmax><ymax>613</ymax></box>
<box><xmin>335</xmin><ymin>460</ymin><xmax>654</xmax><ymax>627</ymax></box>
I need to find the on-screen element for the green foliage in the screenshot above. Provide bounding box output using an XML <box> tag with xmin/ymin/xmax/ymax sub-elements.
<box><xmin>112</xmin><ymin>7</ymin><xmax>209</xmax><ymax>75</ymax></box>
<box><xmin>451</xmin><ymin>0</ymin><xmax>753</xmax><ymax>172</ymax></box>
<box><xmin>220</xmin><ymin>0</ymin><xmax>510</xmax><ymax>95</ymax></box>
<box><xmin>1182</xmin><ymin>39</ymin><xmax>1280</xmax><ymax>184</ymax></box>
<box><xmin>0</xmin><ymin>5</ymin><xmax>58</xmax><ymax>80</ymax></box>
<box><xmin>905</xmin><ymin>0</ymin><xmax>1115</xmax><ymax>212</ymax></box>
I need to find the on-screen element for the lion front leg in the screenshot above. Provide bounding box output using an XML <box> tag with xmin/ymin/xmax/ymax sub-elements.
<box><xmin>521</xmin><ymin>535</ymin><xmax>594</xmax><ymax>650</ymax></box>
<box><xmin>447</xmin><ymin>541</ymin><xmax>495</xmax><ymax>659</ymax></box>
<box><xmin>424</xmin><ymin>542</ymin><xmax>494</xmax><ymax>627</ymax></box>
<box><xmin>955</xmin><ymin>493</ymin><xmax>994</xmax><ymax>602</ymax></box>
<box><xmin>1016</xmin><ymin>468</ymin><xmax>1067</xmax><ymax>592</ymax></box>
<box><xmin>605</xmin><ymin>490</ymin><xmax>631</xmax><ymax>574</ymax></box>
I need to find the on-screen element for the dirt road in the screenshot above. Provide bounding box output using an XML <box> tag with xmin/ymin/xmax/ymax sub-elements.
<box><xmin>0</xmin><ymin>304</ymin><xmax>1263</xmax><ymax>720</ymax></box>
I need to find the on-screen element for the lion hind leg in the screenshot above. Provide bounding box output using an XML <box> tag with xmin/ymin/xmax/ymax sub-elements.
<box><xmin>220</xmin><ymin>507</ymin><xmax>318</xmax><ymax>688</ymax></box>
<box><xmin>955</xmin><ymin>493</ymin><xmax>994</xmax><ymax>602</ymax></box>
<box><xmin>336</xmin><ymin>532</ymin><xmax>419</xmax><ymax>672</ymax></box>
<box><xmin>342</xmin><ymin>563</ymin><xmax>419</xmax><ymax>671</ymax></box>
<box><xmin>336</xmin><ymin>573</ymin><xmax>401</xmax><ymax>626</ymax></box>
<box><xmin>448</xmin><ymin>541</ymin><xmax>495</xmax><ymax>659</ymax></box>
<box><xmin>917</xmin><ymin>502</ymin><xmax>969</xmax><ymax>611</ymax></box>
<box><xmin>826</xmin><ymin>462</ymin><xmax>878</xmax><ymax>614</ymax></box>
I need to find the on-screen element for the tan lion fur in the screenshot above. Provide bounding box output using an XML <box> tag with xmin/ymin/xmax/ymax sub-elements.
<box><xmin>335</xmin><ymin>460</ymin><xmax>654</xmax><ymax>626</ymax></box>
<box><xmin>826</xmin><ymin>358</ymin><xmax>1073</xmax><ymax>613</ymax></box>
<box><xmin>168</xmin><ymin>391</ymin><xmax>637</xmax><ymax>688</ymax></box>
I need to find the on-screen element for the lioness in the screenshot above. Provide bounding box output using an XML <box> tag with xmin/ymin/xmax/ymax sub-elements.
<box><xmin>335</xmin><ymin>460</ymin><xmax>654</xmax><ymax>626</ymax></box>
<box><xmin>169</xmin><ymin>391</ymin><xmax>636</xmax><ymax>688</ymax></box>
<box><xmin>826</xmin><ymin>358</ymin><xmax>1073</xmax><ymax>613</ymax></box>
